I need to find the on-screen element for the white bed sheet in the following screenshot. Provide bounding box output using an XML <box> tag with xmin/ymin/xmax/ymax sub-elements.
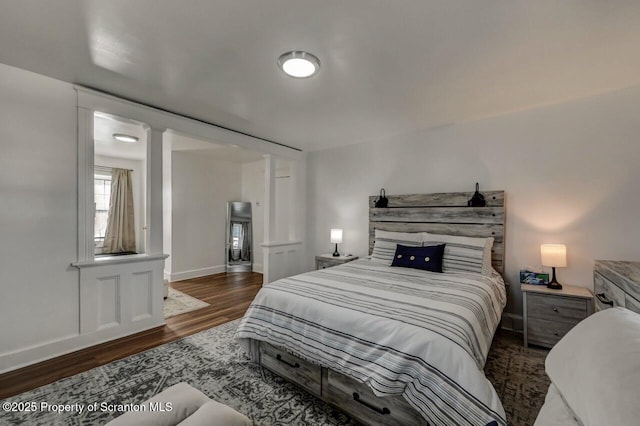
<box><xmin>236</xmin><ymin>259</ymin><xmax>507</xmax><ymax>426</ymax></box>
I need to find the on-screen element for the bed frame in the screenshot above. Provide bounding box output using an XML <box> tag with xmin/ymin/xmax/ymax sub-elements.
<box><xmin>247</xmin><ymin>190</ymin><xmax>506</xmax><ymax>425</ymax></box>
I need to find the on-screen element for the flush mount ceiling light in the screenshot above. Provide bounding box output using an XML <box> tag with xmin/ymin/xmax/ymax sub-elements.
<box><xmin>278</xmin><ymin>50</ymin><xmax>320</xmax><ymax>78</ymax></box>
<box><xmin>113</xmin><ymin>133</ymin><xmax>138</xmax><ymax>143</ymax></box>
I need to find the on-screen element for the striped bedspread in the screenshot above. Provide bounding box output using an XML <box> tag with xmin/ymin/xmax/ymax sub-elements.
<box><xmin>236</xmin><ymin>259</ymin><xmax>507</xmax><ymax>425</ymax></box>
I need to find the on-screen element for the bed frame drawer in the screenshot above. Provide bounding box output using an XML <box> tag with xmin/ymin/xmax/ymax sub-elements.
<box><xmin>527</xmin><ymin>317</ymin><xmax>576</xmax><ymax>347</ymax></box>
<box><xmin>526</xmin><ymin>293</ymin><xmax>587</xmax><ymax>324</ymax></box>
<box><xmin>323</xmin><ymin>369</ymin><xmax>425</xmax><ymax>425</ymax></box>
<box><xmin>259</xmin><ymin>343</ymin><xmax>322</xmax><ymax>396</ymax></box>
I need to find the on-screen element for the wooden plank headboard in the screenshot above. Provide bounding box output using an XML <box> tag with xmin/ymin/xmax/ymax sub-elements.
<box><xmin>369</xmin><ymin>191</ymin><xmax>506</xmax><ymax>275</ymax></box>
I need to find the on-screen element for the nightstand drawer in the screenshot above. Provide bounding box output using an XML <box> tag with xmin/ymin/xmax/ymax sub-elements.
<box><xmin>315</xmin><ymin>255</ymin><xmax>359</xmax><ymax>270</ymax></box>
<box><xmin>316</xmin><ymin>260</ymin><xmax>335</xmax><ymax>270</ymax></box>
<box><xmin>527</xmin><ymin>317</ymin><xmax>576</xmax><ymax>347</ymax></box>
<box><xmin>526</xmin><ymin>293</ymin><xmax>587</xmax><ymax>324</ymax></box>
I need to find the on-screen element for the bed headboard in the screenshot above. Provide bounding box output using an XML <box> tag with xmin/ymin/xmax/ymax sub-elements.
<box><xmin>369</xmin><ymin>191</ymin><xmax>506</xmax><ymax>275</ymax></box>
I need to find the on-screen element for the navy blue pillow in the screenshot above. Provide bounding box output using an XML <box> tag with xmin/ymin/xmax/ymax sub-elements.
<box><xmin>391</xmin><ymin>244</ymin><xmax>445</xmax><ymax>273</ymax></box>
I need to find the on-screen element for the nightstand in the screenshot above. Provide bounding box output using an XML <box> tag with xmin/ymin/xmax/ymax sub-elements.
<box><xmin>522</xmin><ymin>284</ymin><xmax>594</xmax><ymax>348</ymax></box>
<box><xmin>315</xmin><ymin>254</ymin><xmax>359</xmax><ymax>270</ymax></box>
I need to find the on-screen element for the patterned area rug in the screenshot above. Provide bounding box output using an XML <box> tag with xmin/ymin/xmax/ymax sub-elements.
<box><xmin>163</xmin><ymin>288</ymin><xmax>210</xmax><ymax>319</ymax></box>
<box><xmin>486</xmin><ymin>330</ymin><xmax>550</xmax><ymax>426</ymax></box>
<box><xmin>0</xmin><ymin>321</ymin><xmax>549</xmax><ymax>426</ymax></box>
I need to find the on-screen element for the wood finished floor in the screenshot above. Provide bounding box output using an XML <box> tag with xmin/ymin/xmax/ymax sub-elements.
<box><xmin>0</xmin><ymin>272</ymin><xmax>262</xmax><ymax>399</ymax></box>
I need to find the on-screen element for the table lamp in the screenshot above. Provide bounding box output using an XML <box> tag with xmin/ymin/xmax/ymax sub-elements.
<box><xmin>331</xmin><ymin>229</ymin><xmax>342</xmax><ymax>257</ymax></box>
<box><xmin>541</xmin><ymin>244</ymin><xmax>567</xmax><ymax>290</ymax></box>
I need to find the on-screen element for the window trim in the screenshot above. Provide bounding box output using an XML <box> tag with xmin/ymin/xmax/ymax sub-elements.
<box><xmin>93</xmin><ymin>173</ymin><xmax>112</xmax><ymax>253</ymax></box>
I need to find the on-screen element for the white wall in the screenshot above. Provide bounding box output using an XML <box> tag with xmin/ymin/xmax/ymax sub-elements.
<box><xmin>0</xmin><ymin>64</ymin><xmax>79</xmax><ymax>358</ymax></box>
<box><xmin>306</xmin><ymin>86</ymin><xmax>640</xmax><ymax>323</ymax></box>
<box><xmin>168</xmin><ymin>151</ymin><xmax>242</xmax><ymax>280</ymax></box>
<box><xmin>95</xmin><ymin>154</ymin><xmax>146</xmax><ymax>254</ymax></box>
<box><xmin>0</xmin><ymin>62</ymin><xmax>302</xmax><ymax>372</ymax></box>
<box><xmin>241</xmin><ymin>159</ymin><xmax>265</xmax><ymax>272</ymax></box>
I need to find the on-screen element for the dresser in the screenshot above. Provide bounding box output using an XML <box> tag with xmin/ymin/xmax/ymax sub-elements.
<box><xmin>594</xmin><ymin>260</ymin><xmax>640</xmax><ymax>314</ymax></box>
<box><xmin>522</xmin><ymin>284</ymin><xmax>593</xmax><ymax>348</ymax></box>
<box><xmin>315</xmin><ymin>254</ymin><xmax>359</xmax><ymax>270</ymax></box>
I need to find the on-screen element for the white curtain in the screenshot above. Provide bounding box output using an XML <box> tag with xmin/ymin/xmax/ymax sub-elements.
<box><xmin>240</xmin><ymin>221</ymin><xmax>251</xmax><ymax>261</ymax></box>
<box><xmin>229</xmin><ymin>220</ymin><xmax>251</xmax><ymax>262</ymax></box>
<box><xmin>103</xmin><ymin>168</ymin><xmax>136</xmax><ymax>254</ymax></box>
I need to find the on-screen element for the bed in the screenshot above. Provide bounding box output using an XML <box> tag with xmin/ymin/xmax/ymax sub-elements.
<box><xmin>535</xmin><ymin>261</ymin><xmax>640</xmax><ymax>426</ymax></box>
<box><xmin>236</xmin><ymin>191</ymin><xmax>507</xmax><ymax>425</ymax></box>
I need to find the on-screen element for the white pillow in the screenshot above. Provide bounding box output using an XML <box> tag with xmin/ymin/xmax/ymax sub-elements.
<box><xmin>545</xmin><ymin>307</ymin><xmax>640</xmax><ymax>426</ymax></box>
<box><xmin>422</xmin><ymin>232</ymin><xmax>493</xmax><ymax>276</ymax></box>
<box><xmin>370</xmin><ymin>229</ymin><xmax>423</xmax><ymax>265</ymax></box>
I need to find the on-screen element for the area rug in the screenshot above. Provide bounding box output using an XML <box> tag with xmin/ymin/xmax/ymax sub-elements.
<box><xmin>485</xmin><ymin>330</ymin><xmax>550</xmax><ymax>426</ymax></box>
<box><xmin>0</xmin><ymin>321</ymin><xmax>549</xmax><ymax>426</ymax></box>
<box><xmin>163</xmin><ymin>288</ymin><xmax>210</xmax><ymax>319</ymax></box>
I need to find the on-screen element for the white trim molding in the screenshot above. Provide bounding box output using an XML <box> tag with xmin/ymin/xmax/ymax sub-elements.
<box><xmin>165</xmin><ymin>265</ymin><xmax>226</xmax><ymax>282</ymax></box>
<box><xmin>72</xmin><ymin>253</ymin><xmax>169</xmax><ymax>268</ymax></box>
<box><xmin>501</xmin><ymin>313</ymin><xmax>524</xmax><ymax>332</ymax></box>
<box><xmin>74</xmin><ymin>86</ymin><xmax>303</xmax><ymax>161</ymax></box>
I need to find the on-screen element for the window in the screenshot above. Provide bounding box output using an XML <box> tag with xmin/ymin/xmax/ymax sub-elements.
<box><xmin>94</xmin><ymin>173</ymin><xmax>111</xmax><ymax>253</ymax></box>
<box><xmin>232</xmin><ymin>223</ymin><xmax>242</xmax><ymax>249</ymax></box>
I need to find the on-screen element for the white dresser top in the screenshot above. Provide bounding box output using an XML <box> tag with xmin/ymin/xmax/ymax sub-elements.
<box><xmin>521</xmin><ymin>283</ymin><xmax>593</xmax><ymax>299</ymax></box>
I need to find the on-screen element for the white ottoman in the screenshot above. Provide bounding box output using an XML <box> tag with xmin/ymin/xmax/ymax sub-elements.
<box><xmin>106</xmin><ymin>382</ymin><xmax>252</xmax><ymax>426</ymax></box>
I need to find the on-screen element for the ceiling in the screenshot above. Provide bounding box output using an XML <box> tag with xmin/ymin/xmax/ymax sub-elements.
<box><xmin>94</xmin><ymin>113</ymin><xmax>147</xmax><ymax>160</ymax></box>
<box><xmin>164</xmin><ymin>130</ymin><xmax>265</xmax><ymax>163</ymax></box>
<box><xmin>2</xmin><ymin>1</ymin><xmax>640</xmax><ymax>152</ymax></box>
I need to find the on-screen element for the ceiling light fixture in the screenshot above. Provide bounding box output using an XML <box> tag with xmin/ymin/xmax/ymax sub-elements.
<box><xmin>278</xmin><ymin>50</ymin><xmax>320</xmax><ymax>78</ymax></box>
<box><xmin>113</xmin><ymin>133</ymin><xmax>139</xmax><ymax>143</ymax></box>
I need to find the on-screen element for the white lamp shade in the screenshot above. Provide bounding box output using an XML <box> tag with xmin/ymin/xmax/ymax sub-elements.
<box><xmin>541</xmin><ymin>244</ymin><xmax>567</xmax><ymax>267</ymax></box>
<box><xmin>330</xmin><ymin>229</ymin><xmax>343</xmax><ymax>244</ymax></box>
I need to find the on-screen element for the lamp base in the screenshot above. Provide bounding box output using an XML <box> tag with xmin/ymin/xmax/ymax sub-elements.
<box><xmin>546</xmin><ymin>281</ymin><xmax>563</xmax><ymax>290</ymax></box>
<box><xmin>546</xmin><ymin>267</ymin><xmax>563</xmax><ymax>290</ymax></box>
<box><xmin>332</xmin><ymin>243</ymin><xmax>340</xmax><ymax>257</ymax></box>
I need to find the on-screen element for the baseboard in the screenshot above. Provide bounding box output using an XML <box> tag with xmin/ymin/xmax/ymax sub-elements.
<box><xmin>0</xmin><ymin>318</ymin><xmax>164</xmax><ymax>375</ymax></box>
<box><xmin>252</xmin><ymin>263</ymin><xmax>263</xmax><ymax>273</ymax></box>
<box><xmin>167</xmin><ymin>265</ymin><xmax>226</xmax><ymax>282</ymax></box>
<box><xmin>501</xmin><ymin>313</ymin><xmax>524</xmax><ymax>333</ymax></box>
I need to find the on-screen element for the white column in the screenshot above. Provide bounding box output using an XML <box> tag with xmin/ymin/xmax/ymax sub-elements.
<box><xmin>162</xmin><ymin>136</ymin><xmax>173</xmax><ymax>279</ymax></box>
<box><xmin>289</xmin><ymin>156</ymin><xmax>306</xmax><ymax>242</ymax></box>
<box><xmin>262</xmin><ymin>155</ymin><xmax>277</xmax><ymax>284</ymax></box>
<box><xmin>291</xmin><ymin>156</ymin><xmax>307</xmax><ymax>271</ymax></box>
<box><xmin>146</xmin><ymin>127</ymin><xmax>166</xmax><ymax>255</ymax></box>
<box><xmin>263</xmin><ymin>155</ymin><xmax>276</xmax><ymax>243</ymax></box>
<box><xmin>77</xmin><ymin>107</ymin><xmax>95</xmax><ymax>262</ymax></box>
